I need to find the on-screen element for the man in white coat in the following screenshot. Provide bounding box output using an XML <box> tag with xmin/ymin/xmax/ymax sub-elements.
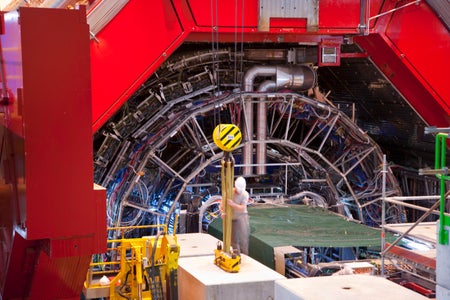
<box><xmin>227</xmin><ymin>176</ymin><xmax>250</xmax><ymax>255</ymax></box>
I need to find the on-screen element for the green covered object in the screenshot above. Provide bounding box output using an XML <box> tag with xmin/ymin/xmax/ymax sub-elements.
<box><xmin>208</xmin><ymin>204</ymin><xmax>394</xmax><ymax>269</ymax></box>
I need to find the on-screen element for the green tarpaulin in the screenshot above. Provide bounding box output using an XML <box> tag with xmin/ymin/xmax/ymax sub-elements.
<box><xmin>208</xmin><ymin>204</ymin><xmax>395</xmax><ymax>269</ymax></box>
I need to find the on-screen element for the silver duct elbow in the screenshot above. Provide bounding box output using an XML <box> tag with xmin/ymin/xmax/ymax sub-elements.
<box><xmin>244</xmin><ymin>65</ymin><xmax>316</xmax><ymax>91</ymax></box>
<box><xmin>242</xmin><ymin>65</ymin><xmax>317</xmax><ymax>176</ymax></box>
<box><xmin>244</xmin><ymin>66</ymin><xmax>278</xmax><ymax>92</ymax></box>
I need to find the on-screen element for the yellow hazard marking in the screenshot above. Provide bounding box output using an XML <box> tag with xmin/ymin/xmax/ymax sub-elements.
<box><xmin>213</xmin><ymin>124</ymin><xmax>242</xmax><ymax>151</ymax></box>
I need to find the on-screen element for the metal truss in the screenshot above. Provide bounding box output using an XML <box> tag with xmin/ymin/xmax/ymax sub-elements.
<box><xmin>93</xmin><ymin>48</ymin><xmax>403</xmax><ymax>233</ymax></box>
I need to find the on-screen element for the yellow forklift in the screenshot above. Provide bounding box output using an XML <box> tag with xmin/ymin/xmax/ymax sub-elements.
<box><xmin>83</xmin><ymin>224</ymin><xmax>180</xmax><ymax>300</ymax></box>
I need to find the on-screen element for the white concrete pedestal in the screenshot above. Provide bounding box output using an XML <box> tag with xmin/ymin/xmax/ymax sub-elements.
<box><xmin>177</xmin><ymin>233</ymin><xmax>222</xmax><ymax>258</ymax></box>
<box><xmin>178</xmin><ymin>254</ymin><xmax>285</xmax><ymax>300</ymax></box>
<box><xmin>275</xmin><ymin>274</ymin><xmax>430</xmax><ymax>300</ymax></box>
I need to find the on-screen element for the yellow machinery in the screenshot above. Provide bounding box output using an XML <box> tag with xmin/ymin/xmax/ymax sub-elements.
<box><xmin>83</xmin><ymin>224</ymin><xmax>180</xmax><ymax>300</ymax></box>
<box><xmin>212</xmin><ymin>124</ymin><xmax>242</xmax><ymax>273</ymax></box>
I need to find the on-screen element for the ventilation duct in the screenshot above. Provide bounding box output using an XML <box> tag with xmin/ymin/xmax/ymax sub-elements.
<box><xmin>242</xmin><ymin>65</ymin><xmax>317</xmax><ymax>175</ymax></box>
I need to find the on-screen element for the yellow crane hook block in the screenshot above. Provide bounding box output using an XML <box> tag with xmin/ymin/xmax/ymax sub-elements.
<box><xmin>213</xmin><ymin>124</ymin><xmax>242</xmax><ymax>152</ymax></box>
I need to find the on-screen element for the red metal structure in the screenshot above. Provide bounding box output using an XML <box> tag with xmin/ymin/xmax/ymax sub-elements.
<box><xmin>90</xmin><ymin>0</ymin><xmax>449</xmax><ymax>132</ymax></box>
<box><xmin>0</xmin><ymin>0</ymin><xmax>448</xmax><ymax>298</ymax></box>
<box><xmin>0</xmin><ymin>7</ymin><xmax>106</xmax><ymax>300</ymax></box>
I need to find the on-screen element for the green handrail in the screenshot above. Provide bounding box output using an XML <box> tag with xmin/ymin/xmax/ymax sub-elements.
<box><xmin>435</xmin><ymin>133</ymin><xmax>450</xmax><ymax>245</ymax></box>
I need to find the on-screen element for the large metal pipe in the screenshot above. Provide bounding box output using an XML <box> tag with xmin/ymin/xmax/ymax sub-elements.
<box><xmin>256</xmin><ymin>81</ymin><xmax>275</xmax><ymax>175</ymax></box>
<box><xmin>274</xmin><ymin>65</ymin><xmax>317</xmax><ymax>91</ymax></box>
<box><xmin>243</xmin><ymin>66</ymin><xmax>277</xmax><ymax>176</ymax></box>
<box><xmin>242</xmin><ymin>65</ymin><xmax>317</xmax><ymax>175</ymax></box>
<box><xmin>244</xmin><ymin>65</ymin><xmax>317</xmax><ymax>92</ymax></box>
<box><xmin>242</xmin><ymin>92</ymin><xmax>255</xmax><ymax>176</ymax></box>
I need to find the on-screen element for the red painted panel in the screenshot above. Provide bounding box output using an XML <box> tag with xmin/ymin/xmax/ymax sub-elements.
<box><xmin>93</xmin><ymin>0</ymin><xmax>395</xmax><ymax>131</ymax></box>
<box><xmin>319</xmin><ymin>0</ymin><xmax>363</xmax><ymax>30</ymax></box>
<box><xmin>270</xmin><ymin>17</ymin><xmax>307</xmax><ymax>30</ymax></box>
<box><xmin>29</xmin><ymin>251</ymin><xmax>91</xmax><ymax>300</ymax></box>
<box><xmin>355</xmin><ymin>33</ymin><xmax>450</xmax><ymax>127</ymax></box>
<box><xmin>91</xmin><ymin>0</ymin><xmax>186</xmax><ymax>132</ymax></box>
<box><xmin>94</xmin><ymin>184</ymin><xmax>107</xmax><ymax>252</ymax></box>
<box><xmin>3</xmin><ymin>234</ymin><xmax>37</xmax><ymax>299</ymax></box>
<box><xmin>187</xmin><ymin>0</ymin><xmax>259</xmax><ymax>27</ymax></box>
<box><xmin>90</xmin><ymin>0</ymin><xmax>448</xmax><ymax>132</ymax></box>
<box><xmin>385</xmin><ymin>1</ymin><xmax>450</xmax><ymax>114</ymax></box>
<box><xmin>188</xmin><ymin>0</ymin><xmax>383</xmax><ymax>33</ymax></box>
<box><xmin>356</xmin><ymin>0</ymin><xmax>450</xmax><ymax>127</ymax></box>
<box><xmin>2</xmin><ymin>8</ymin><xmax>106</xmax><ymax>299</ymax></box>
<box><xmin>19</xmin><ymin>7</ymin><xmax>97</xmax><ymax>240</ymax></box>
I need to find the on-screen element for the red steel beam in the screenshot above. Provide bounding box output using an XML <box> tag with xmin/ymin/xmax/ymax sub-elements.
<box><xmin>89</xmin><ymin>0</ymin><xmax>449</xmax><ymax>132</ymax></box>
<box><xmin>90</xmin><ymin>0</ymin><xmax>189</xmax><ymax>133</ymax></box>
<box><xmin>90</xmin><ymin>0</ymin><xmax>386</xmax><ymax>133</ymax></box>
<box><xmin>386</xmin><ymin>243</ymin><xmax>436</xmax><ymax>270</ymax></box>
<box><xmin>355</xmin><ymin>0</ymin><xmax>450</xmax><ymax>127</ymax></box>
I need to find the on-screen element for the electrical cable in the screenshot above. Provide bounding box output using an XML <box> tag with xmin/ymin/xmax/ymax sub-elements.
<box><xmin>234</xmin><ymin>0</ymin><xmax>238</xmax><ymax>88</ymax></box>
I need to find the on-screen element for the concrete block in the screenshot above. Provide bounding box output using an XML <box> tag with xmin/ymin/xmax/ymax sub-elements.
<box><xmin>178</xmin><ymin>254</ymin><xmax>285</xmax><ymax>300</ymax></box>
<box><xmin>437</xmin><ymin>223</ymin><xmax>450</xmax><ymax>299</ymax></box>
<box><xmin>275</xmin><ymin>274</ymin><xmax>430</xmax><ymax>300</ymax></box>
<box><xmin>177</xmin><ymin>233</ymin><xmax>221</xmax><ymax>258</ymax></box>
<box><xmin>436</xmin><ymin>285</ymin><xmax>450</xmax><ymax>299</ymax></box>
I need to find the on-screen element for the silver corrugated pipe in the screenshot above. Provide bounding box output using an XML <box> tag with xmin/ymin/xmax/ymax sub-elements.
<box><xmin>243</xmin><ymin>65</ymin><xmax>317</xmax><ymax>176</ymax></box>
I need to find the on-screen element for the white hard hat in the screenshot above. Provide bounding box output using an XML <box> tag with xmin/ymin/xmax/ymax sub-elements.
<box><xmin>235</xmin><ymin>176</ymin><xmax>246</xmax><ymax>190</ymax></box>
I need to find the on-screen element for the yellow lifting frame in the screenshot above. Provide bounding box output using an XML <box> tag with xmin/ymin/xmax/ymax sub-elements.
<box><xmin>213</xmin><ymin>124</ymin><xmax>242</xmax><ymax>273</ymax></box>
<box><xmin>83</xmin><ymin>224</ymin><xmax>180</xmax><ymax>300</ymax></box>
